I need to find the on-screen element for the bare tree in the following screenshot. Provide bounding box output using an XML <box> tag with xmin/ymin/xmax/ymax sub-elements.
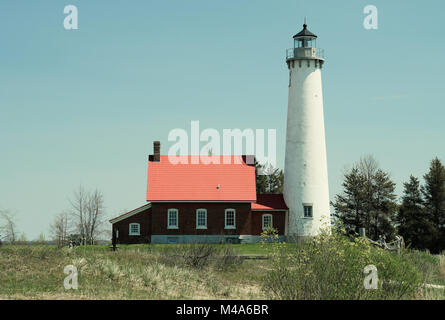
<box><xmin>0</xmin><ymin>209</ymin><xmax>18</xmax><ymax>244</ymax></box>
<box><xmin>84</xmin><ymin>189</ymin><xmax>106</xmax><ymax>245</ymax></box>
<box><xmin>69</xmin><ymin>186</ymin><xmax>106</xmax><ymax>245</ymax></box>
<box><xmin>357</xmin><ymin>154</ymin><xmax>379</xmax><ymax>180</ymax></box>
<box><xmin>50</xmin><ymin>212</ymin><xmax>69</xmax><ymax>247</ymax></box>
<box><xmin>69</xmin><ymin>186</ymin><xmax>88</xmax><ymax>245</ymax></box>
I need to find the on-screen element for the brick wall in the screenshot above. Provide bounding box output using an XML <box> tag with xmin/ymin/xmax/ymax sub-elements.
<box><xmin>111</xmin><ymin>203</ymin><xmax>287</xmax><ymax>244</ymax></box>
<box><xmin>112</xmin><ymin>207</ymin><xmax>152</xmax><ymax>244</ymax></box>
<box><xmin>151</xmin><ymin>202</ymin><xmax>252</xmax><ymax>236</ymax></box>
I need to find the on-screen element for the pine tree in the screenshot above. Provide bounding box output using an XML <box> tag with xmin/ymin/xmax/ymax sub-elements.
<box><xmin>369</xmin><ymin>169</ymin><xmax>397</xmax><ymax>240</ymax></box>
<box><xmin>255</xmin><ymin>161</ymin><xmax>268</xmax><ymax>194</ymax></box>
<box><xmin>422</xmin><ymin>157</ymin><xmax>445</xmax><ymax>253</ymax></box>
<box><xmin>332</xmin><ymin>167</ymin><xmax>368</xmax><ymax>233</ymax></box>
<box><xmin>332</xmin><ymin>156</ymin><xmax>397</xmax><ymax>240</ymax></box>
<box><xmin>255</xmin><ymin>162</ymin><xmax>284</xmax><ymax>194</ymax></box>
<box><xmin>397</xmin><ymin>176</ymin><xmax>435</xmax><ymax>249</ymax></box>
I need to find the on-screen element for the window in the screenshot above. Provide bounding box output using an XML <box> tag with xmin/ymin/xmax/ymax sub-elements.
<box><xmin>168</xmin><ymin>209</ymin><xmax>178</xmax><ymax>229</ymax></box>
<box><xmin>303</xmin><ymin>205</ymin><xmax>313</xmax><ymax>218</ymax></box>
<box><xmin>196</xmin><ymin>209</ymin><xmax>207</xmax><ymax>229</ymax></box>
<box><xmin>262</xmin><ymin>214</ymin><xmax>273</xmax><ymax>230</ymax></box>
<box><xmin>129</xmin><ymin>223</ymin><xmax>140</xmax><ymax>236</ymax></box>
<box><xmin>225</xmin><ymin>209</ymin><xmax>236</xmax><ymax>229</ymax></box>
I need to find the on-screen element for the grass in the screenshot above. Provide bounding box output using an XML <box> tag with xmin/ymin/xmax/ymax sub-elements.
<box><xmin>0</xmin><ymin>244</ymin><xmax>267</xmax><ymax>299</ymax></box>
<box><xmin>72</xmin><ymin>243</ymin><xmax>274</xmax><ymax>255</ymax></box>
<box><xmin>0</xmin><ymin>240</ymin><xmax>444</xmax><ymax>300</ymax></box>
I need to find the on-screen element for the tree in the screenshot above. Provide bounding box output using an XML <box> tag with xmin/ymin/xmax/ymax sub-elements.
<box><xmin>332</xmin><ymin>167</ymin><xmax>368</xmax><ymax>232</ymax></box>
<box><xmin>396</xmin><ymin>175</ymin><xmax>435</xmax><ymax>250</ymax></box>
<box><xmin>255</xmin><ymin>161</ymin><xmax>268</xmax><ymax>194</ymax></box>
<box><xmin>69</xmin><ymin>186</ymin><xmax>107</xmax><ymax>245</ymax></box>
<box><xmin>84</xmin><ymin>189</ymin><xmax>106</xmax><ymax>245</ymax></box>
<box><xmin>255</xmin><ymin>162</ymin><xmax>284</xmax><ymax>194</ymax></box>
<box><xmin>369</xmin><ymin>169</ymin><xmax>398</xmax><ymax>240</ymax></box>
<box><xmin>0</xmin><ymin>209</ymin><xmax>18</xmax><ymax>244</ymax></box>
<box><xmin>50</xmin><ymin>212</ymin><xmax>69</xmax><ymax>248</ymax></box>
<box><xmin>332</xmin><ymin>155</ymin><xmax>397</xmax><ymax>240</ymax></box>
<box><xmin>70</xmin><ymin>186</ymin><xmax>88</xmax><ymax>245</ymax></box>
<box><xmin>421</xmin><ymin>157</ymin><xmax>445</xmax><ymax>253</ymax></box>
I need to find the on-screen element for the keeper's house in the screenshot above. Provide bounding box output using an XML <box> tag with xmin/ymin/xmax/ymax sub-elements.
<box><xmin>109</xmin><ymin>142</ymin><xmax>288</xmax><ymax>244</ymax></box>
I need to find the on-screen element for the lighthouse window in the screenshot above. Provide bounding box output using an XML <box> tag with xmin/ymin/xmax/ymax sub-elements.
<box><xmin>303</xmin><ymin>205</ymin><xmax>313</xmax><ymax>218</ymax></box>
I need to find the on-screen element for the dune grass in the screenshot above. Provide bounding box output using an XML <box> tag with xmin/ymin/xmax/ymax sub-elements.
<box><xmin>0</xmin><ymin>240</ymin><xmax>444</xmax><ymax>300</ymax></box>
<box><xmin>0</xmin><ymin>244</ymin><xmax>267</xmax><ymax>300</ymax></box>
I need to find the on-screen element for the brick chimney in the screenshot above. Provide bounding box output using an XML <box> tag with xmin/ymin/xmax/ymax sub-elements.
<box><xmin>153</xmin><ymin>141</ymin><xmax>160</xmax><ymax>162</ymax></box>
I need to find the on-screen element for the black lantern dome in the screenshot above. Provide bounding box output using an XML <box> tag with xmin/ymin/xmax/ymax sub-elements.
<box><xmin>293</xmin><ymin>24</ymin><xmax>317</xmax><ymax>48</ymax></box>
<box><xmin>293</xmin><ymin>24</ymin><xmax>317</xmax><ymax>40</ymax></box>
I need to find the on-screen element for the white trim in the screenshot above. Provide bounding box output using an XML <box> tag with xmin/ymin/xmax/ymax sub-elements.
<box><xmin>224</xmin><ymin>208</ymin><xmax>236</xmax><ymax>229</ymax></box>
<box><xmin>167</xmin><ymin>208</ymin><xmax>179</xmax><ymax>229</ymax></box>
<box><xmin>129</xmin><ymin>223</ymin><xmax>141</xmax><ymax>236</ymax></box>
<box><xmin>196</xmin><ymin>208</ymin><xmax>207</xmax><ymax>229</ymax></box>
<box><xmin>262</xmin><ymin>214</ymin><xmax>273</xmax><ymax>230</ymax></box>
<box><xmin>251</xmin><ymin>209</ymin><xmax>288</xmax><ymax>212</ymax></box>
<box><xmin>109</xmin><ymin>203</ymin><xmax>152</xmax><ymax>224</ymax></box>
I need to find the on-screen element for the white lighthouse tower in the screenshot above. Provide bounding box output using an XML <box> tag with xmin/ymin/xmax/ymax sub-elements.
<box><xmin>283</xmin><ymin>23</ymin><xmax>331</xmax><ymax>241</ymax></box>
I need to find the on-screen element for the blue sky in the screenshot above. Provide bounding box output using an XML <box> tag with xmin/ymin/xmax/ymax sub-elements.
<box><xmin>1</xmin><ymin>0</ymin><xmax>444</xmax><ymax>239</ymax></box>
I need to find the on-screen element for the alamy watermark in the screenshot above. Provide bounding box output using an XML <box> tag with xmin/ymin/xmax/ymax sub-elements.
<box><xmin>63</xmin><ymin>265</ymin><xmax>78</xmax><ymax>290</ymax></box>
<box><xmin>363</xmin><ymin>5</ymin><xmax>378</xmax><ymax>30</ymax></box>
<box><xmin>64</xmin><ymin>5</ymin><xmax>78</xmax><ymax>30</ymax></box>
<box><xmin>167</xmin><ymin>121</ymin><xmax>276</xmax><ymax>175</ymax></box>
<box><xmin>363</xmin><ymin>264</ymin><xmax>378</xmax><ymax>289</ymax></box>
<box><xmin>62</xmin><ymin>5</ymin><xmax>378</xmax><ymax>31</ymax></box>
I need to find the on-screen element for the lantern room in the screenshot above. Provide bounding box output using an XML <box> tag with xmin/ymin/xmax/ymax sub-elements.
<box><xmin>293</xmin><ymin>23</ymin><xmax>317</xmax><ymax>48</ymax></box>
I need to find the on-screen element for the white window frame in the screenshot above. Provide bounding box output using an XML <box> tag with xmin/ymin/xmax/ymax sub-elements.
<box><xmin>167</xmin><ymin>208</ymin><xmax>179</xmax><ymax>229</ymax></box>
<box><xmin>196</xmin><ymin>208</ymin><xmax>207</xmax><ymax>229</ymax></box>
<box><xmin>129</xmin><ymin>223</ymin><xmax>140</xmax><ymax>236</ymax></box>
<box><xmin>262</xmin><ymin>214</ymin><xmax>273</xmax><ymax>230</ymax></box>
<box><xmin>303</xmin><ymin>204</ymin><xmax>313</xmax><ymax>218</ymax></box>
<box><xmin>224</xmin><ymin>209</ymin><xmax>236</xmax><ymax>229</ymax></box>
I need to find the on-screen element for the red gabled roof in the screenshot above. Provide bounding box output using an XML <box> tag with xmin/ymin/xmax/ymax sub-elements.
<box><xmin>251</xmin><ymin>194</ymin><xmax>288</xmax><ymax>211</ymax></box>
<box><xmin>146</xmin><ymin>155</ymin><xmax>256</xmax><ymax>201</ymax></box>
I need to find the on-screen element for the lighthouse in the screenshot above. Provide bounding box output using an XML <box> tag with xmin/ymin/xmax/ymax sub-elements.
<box><xmin>283</xmin><ymin>23</ymin><xmax>331</xmax><ymax>241</ymax></box>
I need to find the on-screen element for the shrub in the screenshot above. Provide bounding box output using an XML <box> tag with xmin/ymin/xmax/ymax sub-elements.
<box><xmin>213</xmin><ymin>245</ymin><xmax>243</xmax><ymax>271</ymax></box>
<box><xmin>260</xmin><ymin>227</ymin><xmax>280</xmax><ymax>243</ymax></box>
<box><xmin>156</xmin><ymin>243</ymin><xmax>242</xmax><ymax>270</ymax></box>
<box><xmin>262</xmin><ymin>229</ymin><xmax>423</xmax><ymax>300</ymax></box>
<box><xmin>178</xmin><ymin>243</ymin><xmax>217</xmax><ymax>269</ymax></box>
